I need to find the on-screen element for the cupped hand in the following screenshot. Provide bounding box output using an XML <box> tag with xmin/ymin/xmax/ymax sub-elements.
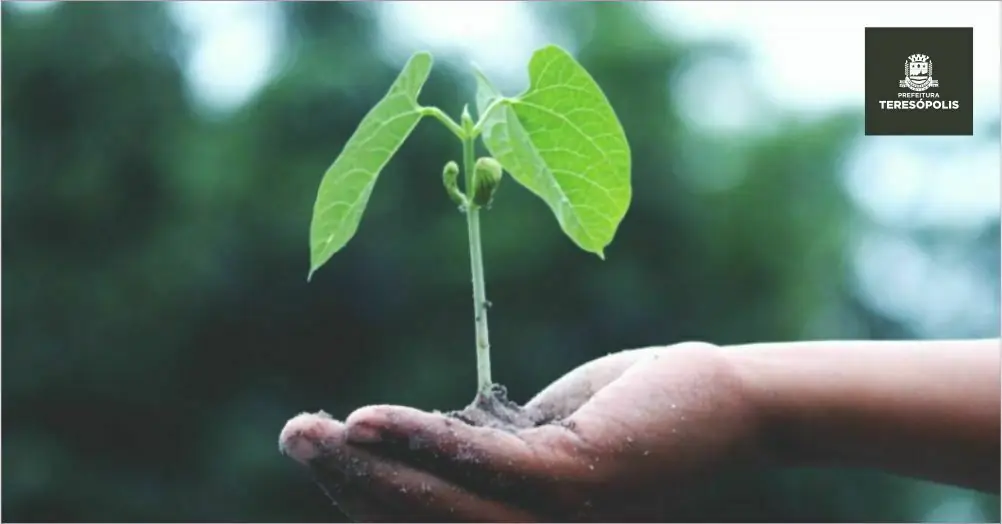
<box><xmin>279</xmin><ymin>342</ymin><xmax>765</xmax><ymax>522</ymax></box>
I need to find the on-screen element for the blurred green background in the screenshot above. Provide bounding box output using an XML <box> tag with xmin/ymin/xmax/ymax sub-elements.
<box><xmin>2</xmin><ymin>2</ymin><xmax>999</xmax><ymax>522</ymax></box>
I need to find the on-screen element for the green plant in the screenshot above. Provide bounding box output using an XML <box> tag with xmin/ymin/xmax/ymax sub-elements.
<box><xmin>307</xmin><ymin>45</ymin><xmax>631</xmax><ymax>424</ymax></box>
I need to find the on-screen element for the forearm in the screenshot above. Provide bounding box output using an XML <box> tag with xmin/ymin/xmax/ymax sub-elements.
<box><xmin>728</xmin><ymin>339</ymin><xmax>1000</xmax><ymax>492</ymax></box>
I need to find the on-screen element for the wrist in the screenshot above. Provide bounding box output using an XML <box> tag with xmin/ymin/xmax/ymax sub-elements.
<box><xmin>724</xmin><ymin>345</ymin><xmax>815</xmax><ymax>469</ymax></box>
<box><xmin>651</xmin><ymin>342</ymin><xmax>780</xmax><ymax>468</ymax></box>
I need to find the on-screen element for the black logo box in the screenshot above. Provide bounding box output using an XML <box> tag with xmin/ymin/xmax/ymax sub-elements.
<box><xmin>865</xmin><ymin>27</ymin><xmax>973</xmax><ymax>136</ymax></box>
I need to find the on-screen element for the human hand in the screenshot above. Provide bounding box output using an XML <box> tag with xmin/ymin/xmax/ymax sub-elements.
<box><xmin>279</xmin><ymin>342</ymin><xmax>765</xmax><ymax>522</ymax></box>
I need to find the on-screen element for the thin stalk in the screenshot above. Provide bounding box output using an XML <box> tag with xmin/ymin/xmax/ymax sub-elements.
<box><xmin>420</xmin><ymin>106</ymin><xmax>465</xmax><ymax>139</ymax></box>
<box><xmin>470</xmin><ymin>97</ymin><xmax>508</xmax><ymax>137</ymax></box>
<box><xmin>462</xmin><ymin>135</ymin><xmax>492</xmax><ymax>397</ymax></box>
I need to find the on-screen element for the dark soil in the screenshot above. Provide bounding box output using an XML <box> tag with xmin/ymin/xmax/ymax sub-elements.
<box><xmin>444</xmin><ymin>383</ymin><xmax>554</xmax><ymax>432</ymax></box>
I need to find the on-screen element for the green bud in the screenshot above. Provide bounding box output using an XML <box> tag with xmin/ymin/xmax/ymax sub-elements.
<box><xmin>461</xmin><ymin>104</ymin><xmax>474</xmax><ymax>133</ymax></box>
<box><xmin>442</xmin><ymin>160</ymin><xmax>466</xmax><ymax>207</ymax></box>
<box><xmin>472</xmin><ymin>157</ymin><xmax>503</xmax><ymax>208</ymax></box>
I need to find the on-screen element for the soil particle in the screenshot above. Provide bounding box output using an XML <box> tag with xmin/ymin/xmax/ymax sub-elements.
<box><xmin>445</xmin><ymin>383</ymin><xmax>550</xmax><ymax>431</ymax></box>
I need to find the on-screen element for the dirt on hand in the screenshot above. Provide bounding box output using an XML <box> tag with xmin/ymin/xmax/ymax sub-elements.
<box><xmin>444</xmin><ymin>383</ymin><xmax>556</xmax><ymax>432</ymax></box>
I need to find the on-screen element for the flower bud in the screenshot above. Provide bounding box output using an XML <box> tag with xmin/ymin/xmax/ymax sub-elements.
<box><xmin>442</xmin><ymin>160</ymin><xmax>466</xmax><ymax>207</ymax></box>
<box><xmin>472</xmin><ymin>157</ymin><xmax>503</xmax><ymax>208</ymax></box>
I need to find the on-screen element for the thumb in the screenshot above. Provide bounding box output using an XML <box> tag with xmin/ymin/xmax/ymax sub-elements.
<box><xmin>525</xmin><ymin>347</ymin><xmax>652</xmax><ymax>422</ymax></box>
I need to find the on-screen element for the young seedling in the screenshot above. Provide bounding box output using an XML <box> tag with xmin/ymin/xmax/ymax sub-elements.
<box><xmin>307</xmin><ymin>45</ymin><xmax>631</xmax><ymax>430</ymax></box>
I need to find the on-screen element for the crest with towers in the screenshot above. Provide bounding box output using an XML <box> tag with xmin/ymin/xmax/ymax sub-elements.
<box><xmin>899</xmin><ymin>53</ymin><xmax>939</xmax><ymax>92</ymax></box>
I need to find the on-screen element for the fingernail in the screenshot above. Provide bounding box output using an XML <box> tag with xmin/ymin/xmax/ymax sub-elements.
<box><xmin>346</xmin><ymin>421</ymin><xmax>383</xmax><ymax>444</ymax></box>
<box><xmin>279</xmin><ymin>413</ymin><xmax>331</xmax><ymax>463</ymax></box>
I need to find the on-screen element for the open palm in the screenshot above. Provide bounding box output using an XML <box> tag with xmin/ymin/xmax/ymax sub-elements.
<box><xmin>280</xmin><ymin>342</ymin><xmax>763</xmax><ymax>522</ymax></box>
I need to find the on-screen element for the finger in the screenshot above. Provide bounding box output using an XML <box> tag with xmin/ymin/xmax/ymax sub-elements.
<box><xmin>314</xmin><ymin>442</ymin><xmax>542</xmax><ymax>523</ymax></box>
<box><xmin>344</xmin><ymin>405</ymin><xmax>539</xmax><ymax>476</ymax></box>
<box><xmin>282</xmin><ymin>412</ymin><xmax>537</xmax><ymax>522</ymax></box>
<box><xmin>307</xmin><ymin>455</ymin><xmax>414</xmax><ymax>522</ymax></box>
<box><xmin>281</xmin><ymin>412</ymin><xmax>413</xmax><ymax>522</ymax></box>
<box><xmin>343</xmin><ymin>405</ymin><xmax>592</xmax><ymax>505</ymax></box>
<box><xmin>525</xmin><ymin>348</ymin><xmax>651</xmax><ymax>422</ymax></box>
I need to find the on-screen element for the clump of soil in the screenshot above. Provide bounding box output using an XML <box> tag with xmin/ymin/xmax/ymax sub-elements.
<box><xmin>445</xmin><ymin>383</ymin><xmax>554</xmax><ymax>432</ymax></box>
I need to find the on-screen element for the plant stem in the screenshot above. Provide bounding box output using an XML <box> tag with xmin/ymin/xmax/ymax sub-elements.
<box><xmin>462</xmin><ymin>134</ymin><xmax>492</xmax><ymax>397</ymax></box>
<box><xmin>470</xmin><ymin>97</ymin><xmax>508</xmax><ymax>137</ymax></box>
<box><xmin>420</xmin><ymin>107</ymin><xmax>465</xmax><ymax>139</ymax></box>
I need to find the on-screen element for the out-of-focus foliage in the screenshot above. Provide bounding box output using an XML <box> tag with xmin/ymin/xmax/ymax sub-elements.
<box><xmin>2</xmin><ymin>2</ymin><xmax>998</xmax><ymax>522</ymax></box>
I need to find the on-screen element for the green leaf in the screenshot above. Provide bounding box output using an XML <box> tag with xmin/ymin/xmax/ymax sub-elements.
<box><xmin>308</xmin><ymin>51</ymin><xmax>433</xmax><ymax>280</ymax></box>
<box><xmin>475</xmin><ymin>45</ymin><xmax>631</xmax><ymax>259</ymax></box>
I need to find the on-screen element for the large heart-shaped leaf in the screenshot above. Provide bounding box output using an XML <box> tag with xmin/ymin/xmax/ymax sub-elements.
<box><xmin>475</xmin><ymin>45</ymin><xmax>631</xmax><ymax>259</ymax></box>
<box><xmin>308</xmin><ymin>52</ymin><xmax>433</xmax><ymax>280</ymax></box>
